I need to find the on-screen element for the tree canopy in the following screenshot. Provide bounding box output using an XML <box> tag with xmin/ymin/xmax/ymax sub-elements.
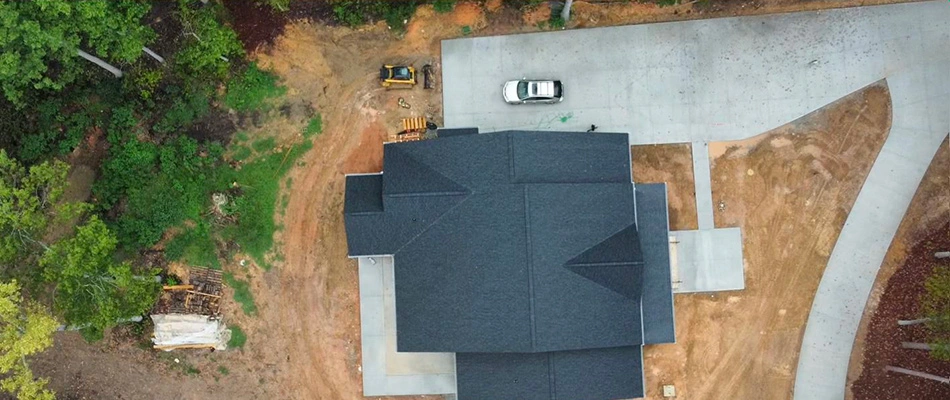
<box><xmin>40</xmin><ymin>216</ymin><xmax>160</xmax><ymax>341</ymax></box>
<box><xmin>0</xmin><ymin>280</ymin><xmax>57</xmax><ymax>400</ymax></box>
<box><xmin>0</xmin><ymin>0</ymin><xmax>155</xmax><ymax>105</ymax></box>
<box><xmin>0</xmin><ymin>149</ymin><xmax>70</xmax><ymax>267</ymax></box>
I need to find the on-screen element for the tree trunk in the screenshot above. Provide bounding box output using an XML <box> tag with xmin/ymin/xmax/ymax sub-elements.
<box><xmin>885</xmin><ymin>366</ymin><xmax>950</xmax><ymax>384</ymax></box>
<box><xmin>898</xmin><ymin>317</ymin><xmax>931</xmax><ymax>326</ymax></box>
<box><xmin>935</xmin><ymin>251</ymin><xmax>950</xmax><ymax>259</ymax></box>
<box><xmin>561</xmin><ymin>0</ymin><xmax>574</xmax><ymax>22</ymax></box>
<box><xmin>142</xmin><ymin>46</ymin><xmax>165</xmax><ymax>64</ymax></box>
<box><xmin>901</xmin><ymin>342</ymin><xmax>933</xmax><ymax>350</ymax></box>
<box><xmin>77</xmin><ymin>49</ymin><xmax>123</xmax><ymax>78</ymax></box>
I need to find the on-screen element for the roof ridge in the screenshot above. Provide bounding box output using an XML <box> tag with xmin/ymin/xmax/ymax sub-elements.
<box><xmin>391</xmin><ymin>193</ymin><xmax>472</xmax><ymax>255</ymax></box>
<box><xmin>384</xmin><ymin>145</ymin><xmax>471</xmax><ymax>196</ymax></box>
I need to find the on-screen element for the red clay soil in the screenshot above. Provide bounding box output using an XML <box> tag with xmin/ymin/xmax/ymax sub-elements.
<box><xmin>224</xmin><ymin>1</ymin><xmax>288</xmax><ymax>52</ymax></box>
<box><xmin>851</xmin><ymin>222</ymin><xmax>950</xmax><ymax>400</ymax></box>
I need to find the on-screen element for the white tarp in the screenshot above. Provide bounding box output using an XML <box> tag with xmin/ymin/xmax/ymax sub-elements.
<box><xmin>151</xmin><ymin>314</ymin><xmax>231</xmax><ymax>351</ymax></box>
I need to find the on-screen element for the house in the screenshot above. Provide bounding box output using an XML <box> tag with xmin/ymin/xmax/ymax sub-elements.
<box><xmin>344</xmin><ymin>129</ymin><xmax>675</xmax><ymax>399</ymax></box>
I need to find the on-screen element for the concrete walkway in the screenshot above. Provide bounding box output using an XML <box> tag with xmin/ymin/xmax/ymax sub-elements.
<box><xmin>441</xmin><ymin>1</ymin><xmax>950</xmax><ymax>398</ymax></box>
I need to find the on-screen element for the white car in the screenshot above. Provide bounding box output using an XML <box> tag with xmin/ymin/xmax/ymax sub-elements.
<box><xmin>503</xmin><ymin>79</ymin><xmax>564</xmax><ymax>104</ymax></box>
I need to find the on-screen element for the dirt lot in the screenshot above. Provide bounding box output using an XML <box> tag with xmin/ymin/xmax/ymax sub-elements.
<box><xmin>847</xmin><ymin>136</ymin><xmax>950</xmax><ymax>400</ymax></box>
<box><xmin>31</xmin><ymin>1</ymin><xmax>918</xmax><ymax>399</ymax></box>
<box><xmin>638</xmin><ymin>82</ymin><xmax>892</xmax><ymax>399</ymax></box>
<box><xmin>632</xmin><ymin>143</ymin><xmax>699</xmax><ymax>231</ymax></box>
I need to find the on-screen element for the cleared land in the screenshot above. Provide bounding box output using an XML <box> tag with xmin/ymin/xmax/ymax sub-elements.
<box><xmin>641</xmin><ymin>82</ymin><xmax>891</xmax><ymax>399</ymax></box>
<box><xmin>632</xmin><ymin>143</ymin><xmax>699</xmax><ymax>231</ymax></box>
<box><xmin>29</xmin><ymin>1</ymin><xmax>920</xmax><ymax>398</ymax></box>
<box><xmin>847</xmin><ymin>137</ymin><xmax>950</xmax><ymax>399</ymax></box>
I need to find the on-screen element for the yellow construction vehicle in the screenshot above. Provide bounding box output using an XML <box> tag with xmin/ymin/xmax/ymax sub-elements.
<box><xmin>379</xmin><ymin>65</ymin><xmax>416</xmax><ymax>88</ymax></box>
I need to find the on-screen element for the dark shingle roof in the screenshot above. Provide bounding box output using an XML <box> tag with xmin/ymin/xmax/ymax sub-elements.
<box><xmin>456</xmin><ymin>347</ymin><xmax>644</xmax><ymax>400</ymax></box>
<box><xmin>343</xmin><ymin>130</ymin><xmax>674</xmax><ymax>400</ymax></box>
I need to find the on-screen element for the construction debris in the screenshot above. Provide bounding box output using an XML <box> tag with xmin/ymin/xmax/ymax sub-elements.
<box><xmin>151</xmin><ymin>314</ymin><xmax>231</xmax><ymax>351</ymax></box>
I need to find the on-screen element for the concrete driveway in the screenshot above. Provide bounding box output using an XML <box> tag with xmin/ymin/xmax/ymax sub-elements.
<box><xmin>442</xmin><ymin>2</ymin><xmax>949</xmax><ymax>399</ymax></box>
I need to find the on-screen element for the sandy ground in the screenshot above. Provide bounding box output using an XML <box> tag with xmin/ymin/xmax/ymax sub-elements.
<box><xmin>640</xmin><ymin>82</ymin><xmax>892</xmax><ymax>399</ymax></box>
<box><xmin>30</xmin><ymin>1</ymin><xmax>918</xmax><ymax>399</ymax></box>
<box><xmin>846</xmin><ymin>136</ymin><xmax>950</xmax><ymax>399</ymax></box>
<box><xmin>632</xmin><ymin>143</ymin><xmax>699</xmax><ymax>231</ymax></box>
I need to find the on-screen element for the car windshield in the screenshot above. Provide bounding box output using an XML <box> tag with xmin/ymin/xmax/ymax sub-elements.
<box><xmin>517</xmin><ymin>81</ymin><xmax>528</xmax><ymax>99</ymax></box>
<box><xmin>394</xmin><ymin>67</ymin><xmax>409</xmax><ymax>78</ymax></box>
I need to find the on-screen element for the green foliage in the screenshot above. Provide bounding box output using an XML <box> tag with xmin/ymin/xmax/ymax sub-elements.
<box><xmin>433</xmin><ymin>0</ymin><xmax>455</xmax><ymax>13</ymax></box>
<box><xmin>223</xmin><ymin>273</ymin><xmax>257</xmax><ymax>315</ymax></box>
<box><xmin>153</xmin><ymin>85</ymin><xmax>212</xmax><ymax>134</ymax></box>
<box><xmin>228</xmin><ymin>325</ymin><xmax>247</xmax><ymax>348</ymax></box>
<box><xmin>40</xmin><ymin>216</ymin><xmax>161</xmax><ymax>341</ymax></box>
<box><xmin>231</xmin><ymin>146</ymin><xmax>253</xmax><ymax>162</ymax></box>
<box><xmin>256</xmin><ymin>0</ymin><xmax>291</xmax><ymax>12</ymax></box>
<box><xmin>185</xmin><ymin>366</ymin><xmax>200</xmax><ymax>376</ymax></box>
<box><xmin>331</xmin><ymin>0</ymin><xmax>417</xmax><ymax>31</ymax></box>
<box><xmin>0</xmin><ymin>280</ymin><xmax>57</xmax><ymax>400</ymax></box>
<box><xmin>0</xmin><ymin>0</ymin><xmax>155</xmax><ymax>106</ymax></box>
<box><xmin>217</xmin><ymin>365</ymin><xmax>230</xmax><ymax>375</ymax></box>
<box><xmin>165</xmin><ymin>222</ymin><xmax>220</xmax><ymax>269</ymax></box>
<box><xmin>174</xmin><ymin>0</ymin><xmax>244</xmax><ymax>79</ymax></box>
<box><xmin>0</xmin><ymin>151</ymin><xmax>71</xmax><ymax>266</ymax></box>
<box><xmin>224</xmin><ymin>63</ymin><xmax>286</xmax><ymax>113</ymax></box>
<box><xmin>115</xmin><ymin>137</ymin><xmax>218</xmax><ymax>248</ymax></box>
<box><xmin>304</xmin><ymin>114</ymin><xmax>323</xmax><ymax>138</ymax></box>
<box><xmin>126</xmin><ymin>66</ymin><xmax>165</xmax><ymax>101</ymax></box>
<box><xmin>461</xmin><ymin>25</ymin><xmax>472</xmax><ymax>36</ymax></box>
<box><xmin>251</xmin><ymin>137</ymin><xmax>277</xmax><ymax>153</ymax></box>
<box><xmin>923</xmin><ymin>264</ymin><xmax>950</xmax><ymax>361</ymax></box>
<box><xmin>94</xmin><ymin>139</ymin><xmax>159</xmax><ymax>209</ymax></box>
<box><xmin>218</xmin><ymin>142</ymin><xmax>312</xmax><ymax>265</ymax></box>
<box><xmin>16</xmin><ymin>97</ymin><xmax>104</xmax><ymax>163</ymax></box>
<box><xmin>548</xmin><ymin>15</ymin><xmax>565</xmax><ymax>30</ymax></box>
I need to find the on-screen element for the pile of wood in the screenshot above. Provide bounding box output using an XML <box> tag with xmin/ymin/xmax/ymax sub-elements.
<box><xmin>151</xmin><ymin>267</ymin><xmax>223</xmax><ymax>317</ymax></box>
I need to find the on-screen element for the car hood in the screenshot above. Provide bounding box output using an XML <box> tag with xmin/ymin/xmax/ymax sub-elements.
<box><xmin>503</xmin><ymin>81</ymin><xmax>520</xmax><ymax>102</ymax></box>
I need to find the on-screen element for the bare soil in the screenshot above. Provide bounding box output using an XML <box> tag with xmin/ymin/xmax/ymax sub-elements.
<box><xmin>847</xmin><ymin>136</ymin><xmax>950</xmax><ymax>400</ymax></box>
<box><xmin>641</xmin><ymin>82</ymin><xmax>892</xmax><ymax>399</ymax></box>
<box><xmin>632</xmin><ymin>143</ymin><xmax>699</xmax><ymax>231</ymax></box>
<box><xmin>32</xmin><ymin>1</ymin><xmax>918</xmax><ymax>399</ymax></box>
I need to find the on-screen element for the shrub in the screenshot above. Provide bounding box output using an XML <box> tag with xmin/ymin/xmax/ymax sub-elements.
<box><xmin>174</xmin><ymin>0</ymin><xmax>244</xmax><ymax>79</ymax></box>
<box><xmin>165</xmin><ymin>222</ymin><xmax>220</xmax><ymax>269</ymax></box>
<box><xmin>433</xmin><ymin>0</ymin><xmax>455</xmax><ymax>13</ymax></box>
<box><xmin>223</xmin><ymin>63</ymin><xmax>286</xmax><ymax>113</ymax></box>
<box><xmin>251</xmin><ymin>137</ymin><xmax>276</xmax><ymax>153</ymax></box>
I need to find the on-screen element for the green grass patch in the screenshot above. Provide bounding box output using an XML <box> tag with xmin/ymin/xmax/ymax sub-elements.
<box><xmin>224</xmin><ymin>63</ymin><xmax>287</xmax><ymax>113</ymax></box>
<box><xmin>234</xmin><ymin>131</ymin><xmax>250</xmax><ymax>142</ymax></box>
<box><xmin>433</xmin><ymin>0</ymin><xmax>455</xmax><ymax>13</ymax></box>
<box><xmin>186</xmin><ymin>366</ymin><xmax>201</xmax><ymax>376</ymax></box>
<box><xmin>251</xmin><ymin>137</ymin><xmax>276</xmax><ymax>153</ymax></box>
<box><xmin>165</xmin><ymin>222</ymin><xmax>220</xmax><ymax>269</ymax></box>
<box><xmin>461</xmin><ymin>25</ymin><xmax>472</xmax><ymax>36</ymax></box>
<box><xmin>304</xmin><ymin>114</ymin><xmax>323</xmax><ymax>138</ymax></box>
<box><xmin>224</xmin><ymin>273</ymin><xmax>257</xmax><ymax>315</ymax></box>
<box><xmin>218</xmin><ymin>141</ymin><xmax>313</xmax><ymax>266</ymax></box>
<box><xmin>228</xmin><ymin>325</ymin><xmax>247</xmax><ymax>348</ymax></box>
<box><xmin>217</xmin><ymin>365</ymin><xmax>230</xmax><ymax>376</ymax></box>
<box><xmin>231</xmin><ymin>145</ymin><xmax>252</xmax><ymax>161</ymax></box>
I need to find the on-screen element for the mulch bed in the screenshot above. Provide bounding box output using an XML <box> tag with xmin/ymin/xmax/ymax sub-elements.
<box><xmin>852</xmin><ymin>222</ymin><xmax>950</xmax><ymax>399</ymax></box>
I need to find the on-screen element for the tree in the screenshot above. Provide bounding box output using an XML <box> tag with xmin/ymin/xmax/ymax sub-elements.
<box><xmin>0</xmin><ymin>150</ymin><xmax>72</xmax><ymax>267</ymax></box>
<box><xmin>0</xmin><ymin>280</ymin><xmax>57</xmax><ymax>400</ymax></box>
<box><xmin>40</xmin><ymin>216</ymin><xmax>160</xmax><ymax>341</ymax></box>
<box><xmin>0</xmin><ymin>0</ymin><xmax>155</xmax><ymax>105</ymax></box>
<box><xmin>175</xmin><ymin>0</ymin><xmax>244</xmax><ymax>79</ymax></box>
